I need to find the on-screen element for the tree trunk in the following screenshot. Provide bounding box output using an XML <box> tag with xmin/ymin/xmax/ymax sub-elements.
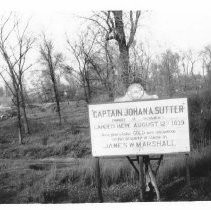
<box><xmin>84</xmin><ymin>85</ymin><xmax>89</xmax><ymax>103</ymax></box>
<box><xmin>119</xmin><ymin>45</ymin><xmax>130</xmax><ymax>88</ymax></box>
<box><xmin>112</xmin><ymin>11</ymin><xmax>130</xmax><ymax>92</ymax></box>
<box><xmin>166</xmin><ymin>68</ymin><xmax>174</xmax><ymax>97</ymax></box>
<box><xmin>81</xmin><ymin>71</ymin><xmax>90</xmax><ymax>103</ymax></box>
<box><xmin>16</xmin><ymin>94</ymin><xmax>23</xmax><ymax>144</ymax></box>
<box><xmin>20</xmin><ymin>83</ymin><xmax>30</xmax><ymax>134</ymax></box>
<box><xmin>53</xmin><ymin>81</ymin><xmax>62</xmax><ymax>125</ymax></box>
<box><xmin>108</xmin><ymin>84</ymin><xmax>114</xmax><ymax>100</ymax></box>
<box><xmin>85</xmin><ymin>71</ymin><xmax>91</xmax><ymax>101</ymax></box>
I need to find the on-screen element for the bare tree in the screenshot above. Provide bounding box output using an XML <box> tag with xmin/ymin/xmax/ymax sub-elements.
<box><xmin>200</xmin><ymin>45</ymin><xmax>211</xmax><ymax>88</ymax></box>
<box><xmin>0</xmin><ymin>13</ymin><xmax>34</xmax><ymax>143</ymax></box>
<box><xmin>66</xmin><ymin>31</ymin><xmax>98</xmax><ymax>102</ymax></box>
<box><xmin>39</xmin><ymin>35</ymin><xmax>63</xmax><ymax>124</ymax></box>
<box><xmin>130</xmin><ymin>43</ymin><xmax>152</xmax><ymax>90</ymax></box>
<box><xmin>85</xmin><ymin>11</ymin><xmax>142</xmax><ymax>93</ymax></box>
<box><xmin>180</xmin><ymin>50</ymin><xmax>198</xmax><ymax>92</ymax></box>
<box><xmin>80</xmin><ymin>34</ymin><xmax>117</xmax><ymax>100</ymax></box>
<box><xmin>67</xmin><ymin>28</ymin><xmax>120</xmax><ymax>102</ymax></box>
<box><xmin>158</xmin><ymin>50</ymin><xmax>180</xmax><ymax>97</ymax></box>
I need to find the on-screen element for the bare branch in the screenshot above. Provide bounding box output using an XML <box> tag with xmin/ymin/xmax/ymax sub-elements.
<box><xmin>0</xmin><ymin>70</ymin><xmax>16</xmax><ymax>96</ymax></box>
<box><xmin>127</xmin><ymin>11</ymin><xmax>141</xmax><ymax>48</ymax></box>
<box><xmin>79</xmin><ymin>15</ymin><xmax>108</xmax><ymax>33</ymax></box>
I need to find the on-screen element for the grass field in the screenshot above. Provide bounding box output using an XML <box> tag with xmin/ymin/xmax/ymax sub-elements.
<box><xmin>0</xmin><ymin>101</ymin><xmax>211</xmax><ymax>203</ymax></box>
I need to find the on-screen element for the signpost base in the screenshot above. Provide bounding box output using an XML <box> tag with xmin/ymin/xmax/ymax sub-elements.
<box><xmin>127</xmin><ymin>155</ymin><xmax>163</xmax><ymax>201</ymax></box>
<box><xmin>143</xmin><ymin>156</ymin><xmax>160</xmax><ymax>201</ymax></box>
<box><xmin>139</xmin><ymin>156</ymin><xmax>145</xmax><ymax>201</ymax></box>
<box><xmin>95</xmin><ymin>157</ymin><xmax>103</xmax><ymax>202</ymax></box>
<box><xmin>185</xmin><ymin>154</ymin><xmax>191</xmax><ymax>186</ymax></box>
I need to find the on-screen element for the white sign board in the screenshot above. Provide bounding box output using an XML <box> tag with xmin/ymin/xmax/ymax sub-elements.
<box><xmin>88</xmin><ymin>98</ymin><xmax>190</xmax><ymax>157</ymax></box>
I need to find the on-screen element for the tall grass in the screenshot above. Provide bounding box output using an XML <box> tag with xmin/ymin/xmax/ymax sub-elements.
<box><xmin>158</xmin><ymin>146</ymin><xmax>211</xmax><ymax>185</ymax></box>
<box><xmin>1</xmin><ymin>135</ymin><xmax>91</xmax><ymax>159</ymax></box>
<box><xmin>1</xmin><ymin>145</ymin><xmax>211</xmax><ymax>203</ymax></box>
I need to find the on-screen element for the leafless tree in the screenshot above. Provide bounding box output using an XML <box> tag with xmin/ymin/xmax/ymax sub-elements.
<box><xmin>85</xmin><ymin>44</ymin><xmax>116</xmax><ymax>100</ymax></box>
<box><xmin>39</xmin><ymin>35</ymin><xmax>63</xmax><ymax>124</ymax></box>
<box><xmin>158</xmin><ymin>50</ymin><xmax>180</xmax><ymax>97</ymax></box>
<box><xmin>200</xmin><ymin>45</ymin><xmax>211</xmax><ymax>87</ymax></box>
<box><xmin>66</xmin><ymin>31</ymin><xmax>98</xmax><ymax>102</ymax></box>
<box><xmin>180</xmin><ymin>50</ymin><xmax>198</xmax><ymax>91</ymax></box>
<box><xmin>85</xmin><ymin>11</ymin><xmax>142</xmax><ymax>93</ymax></box>
<box><xmin>130</xmin><ymin>43</ymin><xmax>152</xmax><ymax>90</ymax></box>
<box><xmin>67</xmin><ymin>28</ymin><xmax>120</xmax><ymax>101</ymax></box>
<box><xmin>0</xmin><ymin>13</ymin><xmax>34</xmax><ymax>144</ymax></box>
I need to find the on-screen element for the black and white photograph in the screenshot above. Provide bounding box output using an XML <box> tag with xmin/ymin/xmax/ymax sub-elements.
<box><xmin>0</xmin><ymin>0</ymin><xmax>211</xmax><ymax>207</ymax></box>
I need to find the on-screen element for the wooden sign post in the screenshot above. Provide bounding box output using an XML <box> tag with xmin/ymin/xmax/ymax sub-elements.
<box><xmin>95</xmin><ymin>157</ymin><xmax>103</xmax><ymax>202</ymax></box>
<box><xmin>138</xmin><ymin>156</ymin><xmax>145</xmax><ymax>201</ymax></box>
<box><xmin>88</xmin><ymin>83</ymin><xmax>191</xmax><ymax>202</ymax></box>
<box><xmin>185</xmin><ymin>154</ymin><xmax>191</xmax><ymax>186</ymax></box>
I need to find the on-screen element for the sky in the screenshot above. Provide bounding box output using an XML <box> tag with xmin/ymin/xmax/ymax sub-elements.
<box><xmin>1</xmin><ymin>0</ymin><xmax>211</xmax><ymax>87</ymax></box>
<box><xmin>149</xmin><ymin>10</ymin><xmax>211</xmax><ymax>52</ymax></box>
<box><xmin>1</xmin><ymin>0</ymin><xmax>211</xmax><ymax>53</ymax></box>
<box><xmin>13</xmin><ymin>9</ymin><xmax>211</xmax><ymax>54</ymax></box>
